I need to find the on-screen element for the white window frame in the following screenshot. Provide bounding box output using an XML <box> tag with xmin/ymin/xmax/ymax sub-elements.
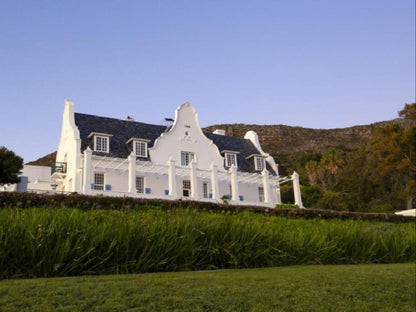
<box><xmin>203</xmin><ymin>182</ymin><xmax>209</xmax><ymax>198</ymax></box>
<box><xmin>134</xmin><ymin>141</ymin><xmax>148</xmax><ymax>157</ymax></box>
<box><xmin>136</xmin><ymin>176</ymin><xmax>145</xmax><ymax>193</ymax></box>
<box><xmin>254</xmin><ymin>156</ymin><xmax>266</xmax><ymax>171</ymax></box>
<box><xmin>258</xmin><ymin>186</ymin><xmax>265</xmax><ymax>203</ymax></box>
<box><xmin>181</xmin><ymin>151</ymin><xmax>195</xmax><ymax>166</ymax></box>
<box><xmin>183</xmin><ymin>180</ymin><xmax>191</xmax><ymax>197</ymax></box>
<box><xmin>224</xmin><ymin>152</ymin><xmax>237</xmax><ymax>168</ymax></box>
<box><xmin>88</xmin><ymin>133</ymin><xmax>113</xmax><ymax>153</ymax></box>
<box><xmin>93</xmin><ymin>172</ymin><xmax>105</xmax><ymax>191</ymax></box>
<box><xmin>94</xmin><ymin>135</ymin><xmax>109</xmax><ymax>153</ymax></box>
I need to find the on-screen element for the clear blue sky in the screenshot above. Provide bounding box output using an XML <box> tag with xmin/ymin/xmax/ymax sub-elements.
<box><xmin>0</xmin><ymin>0</ymin><xmax>414</xmax><ymax>163</ymax></box>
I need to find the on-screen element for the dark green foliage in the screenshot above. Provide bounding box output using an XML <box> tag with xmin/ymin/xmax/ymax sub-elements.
<box><xmin>0</xmin><ymin>147</ymin><xmax>23</xmax><ymax>185</ymax></box>
<box><xmin>0</xmin><ymin>207</ymin><xmax>414</xmax><ymax>279</ymax></box>
<box><xmin>317</xmin><ymin>190</ymin><xmax>348</xmax><ymax>211</ymax></box>
<box><xmin>370</xmin><ymin>203</ymin><xmax>394</xmax><ymax>213</ymax></box>
<box><xmin>0</xmin><ymin>192</ymin><xmax>413</xmax><ymax>223</ymax></box>
<box><xmin>287</xmin><ymin>103</ymin><xmax>416</xmax><ymax>212</ymax></box>
<box><xmin>300</xmin><ymin>184</ymin><xmax>322</xmax><ymax>207</ymax></box>
<box><xmin>279</xmin><ymin>184</ymin><xmax>294</xmax><ymax>204</ymax></box>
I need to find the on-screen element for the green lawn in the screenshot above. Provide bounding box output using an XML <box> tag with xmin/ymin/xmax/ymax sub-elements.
<box><xmin>1</xmin><ymin>263</ymin><xmax>414</xmax><ymax>312</ymax></box>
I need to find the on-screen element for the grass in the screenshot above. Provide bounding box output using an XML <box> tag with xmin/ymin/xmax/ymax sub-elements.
<box><xmin>0</xmin><ymin>208</ymin><xmax>414</xmax><ymax>278</ymax></box>
<box><xmin>0</xmin><ymin>263</ymin><xmax>414</xmax><ymax>311</ymax></box>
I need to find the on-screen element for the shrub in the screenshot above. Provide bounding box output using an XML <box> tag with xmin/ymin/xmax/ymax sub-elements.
<box><xmin>317</xmin><ymin>191</ymin><xmax>348</xmax><ymax>211</ymax></box>
<box><xmin>370</xmin><ymin>203</ymin><xmax>394</xmax><ymax>213</ymax></box>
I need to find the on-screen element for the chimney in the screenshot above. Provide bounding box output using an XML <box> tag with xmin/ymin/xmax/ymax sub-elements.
<box><xmin>213</xmin><ymin>129</ymin><xmax>226</xmax><ymax>136</ymax></box>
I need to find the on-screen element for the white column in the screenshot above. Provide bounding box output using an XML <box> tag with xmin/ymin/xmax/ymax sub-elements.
<box><xmin>262</xmin><ymin>169</ymin><xmax>271</xmax><ymax>204</ymax></box>
<box><xmin>168</xmin><ymin>157</ymin><xmax>177</xmax><ymax>197</ymax></box>
<box><xmin>128</xmin><ymin>152</ymin><xmax>136</xmax><ymax>194</ymax></box>
<box><xmin>275</xmin><ymin>164</ymin><xmax>282</xmax><ymax>204</ymax></box>
<box><xmin>292</xmin><ymin>171</ymin><xmax>304</xmax><ymax>208</ymax></box>
<box><xmin>210</xmin><ymin>162</ymin><xmax>220</xmax><ymax>201</ymax></box>
<box><xmin>82</xmin><ymin>147</ymin><xmax>92</xmax><ymax>194</ymax></box>
<box><xmin>190</xmin><ymin>160</ymin><xmax>199</xmax><ymax>199</ymax></box>
<box><xmin>230</xmin><ymin>165</ymin><xmax>240</xmax><ymax>201</ymax></box>
<box><xmin>276</xmin><ymin>185</ymin><xmax>282</xmax><ymax>204</ymax></box>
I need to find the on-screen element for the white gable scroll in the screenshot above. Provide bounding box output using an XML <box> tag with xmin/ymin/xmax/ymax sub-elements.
<box><xmin>149</xmin><ymin>102</ymin><xmax>225</xmax><ymax>171</ymax></box>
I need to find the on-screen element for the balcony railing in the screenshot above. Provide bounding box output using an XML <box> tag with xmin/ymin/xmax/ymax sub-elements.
<box><xmin>51</xmin><ymin>162</ymin><xmax>67</xmax><ymax>175</ymax></box>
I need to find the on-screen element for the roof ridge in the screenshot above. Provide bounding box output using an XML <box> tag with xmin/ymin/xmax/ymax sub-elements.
<box><xmin>74</xmin><ymin>112</ymin><xmax>165</xmax><ymax>129</ymax></box>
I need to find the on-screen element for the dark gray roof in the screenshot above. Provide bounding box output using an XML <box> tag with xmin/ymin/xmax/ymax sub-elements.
<box><xmin>74</xmin><ymin>113</ymin><xmax>276</xmax><ymax>175</ymax></box>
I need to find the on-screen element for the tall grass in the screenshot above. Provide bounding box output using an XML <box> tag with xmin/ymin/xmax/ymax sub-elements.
<box><xmin>0</xmin><ymin>208</ymin><xmax>414</xmax><ymax>278</ymax></box>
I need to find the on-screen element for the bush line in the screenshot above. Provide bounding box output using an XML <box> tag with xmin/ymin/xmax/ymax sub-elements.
<box><xmin>0</xmin><ymin>192</ymin><xmax>413</xmax><ymax>223</ymax></box>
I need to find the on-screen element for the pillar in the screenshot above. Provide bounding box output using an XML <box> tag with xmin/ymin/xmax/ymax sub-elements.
<box><xmin>168</xmin><ymin>157</ymin><xmax>177</xmax><ymax>197</ymax></box>
<box><xmin>210</xmin><ymin>162</ymin><xmax>220</xmax><ymax>201</ymax></box>
<box><xmin>292</xmin><ymin>171</ymin><xmax>304</xmax><ymax>208</ymax></box>
<box><xmin>190</xmin><ymin>160</ymin><xmax>199</xmax><ymax>199</ymax></box>
<box><xmin>230</xmin><ymin>165</ymin><xmax>239</xmax><ymax>201</ymax></box>
<box><xmin>82</xmin><ymin>147</ymin><xmax>92</xmax><ymax>194</ymax></box>
<box><xmin>128</xmin><ymin>152</ymin><xmax>136</xmax><ymax>194</ymax></box>
<box><xmin>275</xmin><ymin>164</ymin><xmax>282</xmax><ymax>204</ymax></box>
<box><xmin>262</xmin><ymin>169</ymin><xmax>271</xmax><ymax>204</ymax></box>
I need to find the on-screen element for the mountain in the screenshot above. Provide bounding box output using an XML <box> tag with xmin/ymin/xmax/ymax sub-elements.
<box><xmin>27</xmin><ymin>119</ymin><xmax>403</xmax><ymax>168</ymax></box>
<box><xmin>203</xmin><ymin>119</ymin><xmax>404</xmax><ymax>175</ymax></box>
<box><xmin>203</xmin><ymin>119</ymin><xmax>403</xmax><ymax>156</ymax></box>
<box><xmin>26</xmin><ymin>151</ymin><xmax>57</xmax><ymax>166</ymax></box>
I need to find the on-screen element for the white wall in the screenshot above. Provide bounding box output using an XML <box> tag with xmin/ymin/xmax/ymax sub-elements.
<box><xmin>150</xmin><ymin>102</ymin><xmax>225</xmax><ymax>172</ymax></box>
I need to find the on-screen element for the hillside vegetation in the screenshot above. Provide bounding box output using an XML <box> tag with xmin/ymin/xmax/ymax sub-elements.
<box><xmin>207</xmin><ymin>104</ymin><xmax>415</xmax><ymax>212</ymax></box>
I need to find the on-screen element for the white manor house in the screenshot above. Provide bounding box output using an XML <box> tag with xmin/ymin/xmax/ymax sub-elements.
<box><xmin>36</xmin><ymin>101</ymin><xmax>304</xmax><ymax>208</ymax></box>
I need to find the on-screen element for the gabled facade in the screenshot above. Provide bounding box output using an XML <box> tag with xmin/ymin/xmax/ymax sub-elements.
<box><xmin>52</xmin><ymin>100</ymin><xmax>303</xmax><ymax>208</ymax></box>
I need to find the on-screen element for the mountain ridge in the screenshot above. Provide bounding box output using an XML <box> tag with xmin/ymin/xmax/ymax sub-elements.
<box><xmin>27</xmin><ymin>119</ymin><xmax>403</xmax><ymax>167</ymax></box>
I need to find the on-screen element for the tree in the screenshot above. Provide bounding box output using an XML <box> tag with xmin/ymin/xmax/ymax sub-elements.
<box><xmin>0</xmin><ymin>147</ymin><xmax>23</xmax><ymax>186</ymax></box>
<box><xmin>304</xmin><ymin>148</ymin><xmax>344</xmax><ymax>192</ymax></box>
<box><xmin>336</xmin><ymin>103</ymin><xmax>416</xmax><ymax>211</ymax></box>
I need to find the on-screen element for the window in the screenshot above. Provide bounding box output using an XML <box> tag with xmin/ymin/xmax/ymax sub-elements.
<box><xmin>225</xmin><ymin>153</ymin><xmax>237</xmax><ymax>168</ymax></box>
<box><xmin>134</xmin><ymin>141</ymin><xmax>148</xmax><ymax>157</ymax></box>
<box><xmin>255</xmin><ymin>157</ymin><xmax>265</xmax><ymax>171</ymax></box>
<box><xmin>203</xmin><ymin>182</ymin><xmax>209</xmax><ymax>198</ymax></box>
<box><xmin>258</xmin><ymin>187</ymin><xmax>265</xmax><ymax>202</ymax></box>
<box><xmin>95</xmin><ymin>136</ymin><xmax>109</xmax><ymax>153</ymax></box>
<box><xmin>93</xmin><ymin>173</ymin><xmax>105</xmax><ymax>190</ymax></box>
<box><xmin>181</xmin><ymin>152</ymin><xmax>195</xmax><ymax>166</ymax></box>
<box><xmin>183</xmin><ymin>180</ymin><xmax>191</xmax><ymax>197</ymax></box>
<box><xmin>136</xmin><ymin>176</ymin><xmax>144</xmax><ymax>193</ymax></box>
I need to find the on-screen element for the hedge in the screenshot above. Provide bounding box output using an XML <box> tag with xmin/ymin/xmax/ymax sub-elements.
<box><xmin>0</xmin><ymin>192</ymin><xmax>413</xmax><ymax>223</ymax></box>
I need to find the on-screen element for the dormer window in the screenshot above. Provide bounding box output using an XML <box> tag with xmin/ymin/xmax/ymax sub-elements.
<box><xmin>246</xmin><ymin>154</ymin><xmax>266</xmax><ymax>171</ymax></box>
<box><xmin>126</xmin><ymin>138</ymin><xmax>150</xmax><ymax>158</ymax></box>
<box><xmin>223</xmin><ymin>151</ymin><xmax>239</xmax><ymax>168</ymax></box>
<box><xmin>95</xmin><ymin>136</ymin><xmax>108</xmax><ymax>152</ymax></box>
<box><xmin>255</xmin><ymin>156</ymin><xmax>265</xmax><ymax>171</ymax></box>
<box><xmin>135</xmin><ymin>141</ymin><xmax>147</xmax><ymax>157</ymax></box>
<box><xmin>88</xmin><ymin>132</ymin><xmax>113</xmax><ymax>153</ymax></box>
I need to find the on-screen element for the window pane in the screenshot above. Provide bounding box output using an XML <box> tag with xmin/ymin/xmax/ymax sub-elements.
<box><xmin>181</xmin><ymin>152</ymin><xmax>194</xmax><ymax>166</ymax></box>
<box><xmin>94</xmin><ymin>173</ymin><xmax>104</xmax><ymax>190</ymax></box>
<box><xmin>183</xmin><ymin>180</ymin><xmax>191</xmax><ymax>197</ymax></box>
<box><xmin>95</xmin><ymin>136</ymin><xmax>108</xmax><ymax>152</ymax></box>
<box><xmin>225</xmin><ymin>153</ymin><xmax>237</xmax><ymax>167</ymax></box>
<box><xmin>258</xmin><ymin>187</ymin><xmax>265</xmax><ymax>202</ymax></box>
<box><xmin>255</xmin><ymin>157</ymin><xmax>265</xmax><ymax>171</ymax></box>
<box><xmin>203</xmin><ymin>182</ymin><xmax>208</xmax><ymax>198</ymax></box>
<box><xmin>135</xmin><ymin>141</ymin><xmax>147</xmax><ymax>157</ymax></box>
<box><xmin>136</xmin><ymin>176</ymin><xmax>144</xmax><ymax>193</ymax></box>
